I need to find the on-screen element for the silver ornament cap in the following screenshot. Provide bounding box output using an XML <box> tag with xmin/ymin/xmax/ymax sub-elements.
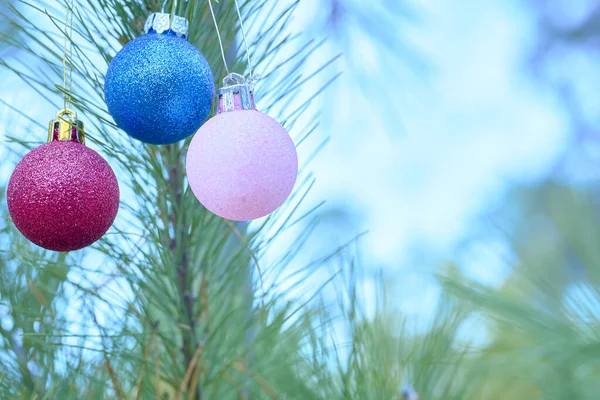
<box><xmin>217</xmin><ymin>73</ymin><xmax>256</xmax><ymax>114</ymax></box>
<box><xmin>144</xmin><ymin>12</ymin><xmax>189</xmax><ymax>38</ymax></box>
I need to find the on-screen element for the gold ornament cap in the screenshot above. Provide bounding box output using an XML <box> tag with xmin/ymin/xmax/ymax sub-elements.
<box><xmin>47</xmin><ymin>109</ymin><xmax>85</xmax><ymax>144</ymax></box>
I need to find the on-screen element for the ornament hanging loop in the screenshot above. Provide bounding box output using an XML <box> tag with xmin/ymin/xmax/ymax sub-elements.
<box><xmin>223</xmin><ymin>72</ymin><xmax>247</xmax><ymax>87</ymax></box>
<box><xmin>48</xmin><ymin>109</ymin><xmax>85</xmax><ymax>144</ymax></box>
<box><xmin>62</xmin><ymin>0</ymin><xmax>75</xmax><ymax>111</ymax></box>
<box><xmin>167</xmin><ymin>0</ymin><xmax>189</xmax><ymax>16</ymax></box>
<box><xmin>224</xmin><ymin>72</ymin><xmax>259</xmax><ymax>89</ymax></box>
<box><xmin>233</xmin><ymin>0</ymin><xmax>255</xmax><ymax>80</ymax></box>
<box><xmin>208</xmin><ymin>0</ymin><xmax>230</xmax><ymax>74</ymax></box>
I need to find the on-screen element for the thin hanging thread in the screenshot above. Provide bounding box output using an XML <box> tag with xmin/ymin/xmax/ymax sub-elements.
<box><xmin>207</xmin><ymin>0</ymin><xmax>230</xmax><ymax>74</ymax></box>
<box><xmin>170</xmin><ymin>0</ymin><xmax>187</xmax><ymax>16</ymax></box>
<box><xmin>62</xmin><ymin>0</ymin><xmax>75</xmax><ymax>110</ymax></box>
<box><xmin>233</xmin><ymin>0</ymin><xmax>254</xmax><ymax>81</ymax></box>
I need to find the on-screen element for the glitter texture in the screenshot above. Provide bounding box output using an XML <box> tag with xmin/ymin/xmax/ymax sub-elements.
<box><xmin>7</xmin><ymin>141</ymin><xmax>120</xmax><ymax>252</ymax></box>
<box><xmin>105</xmin><ymin>32</ymin><xmax>214</xmax><ymax>145</ymax></box>
<box><xmin>186</xmin><ymin>110</ymin><xmax>298</xmax><ymax>221</ymax></box>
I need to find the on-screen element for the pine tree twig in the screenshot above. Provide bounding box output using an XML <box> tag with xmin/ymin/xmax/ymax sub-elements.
<box><xmin>154</xmin><ymin>331</ymin><xmax>161</xmax><ymax>400</ymax></box>
<box><xmin>104</xmin><ymin>354</ymin><xmax>125</xmax><ymax>400</ymax></box>
<box><xmin>165</xmin><ymin>143</ymin><xmax>201</xmax><ymax>400</ymax></box>
<box><xmin>27</xmin><ymin>280</ymin><xmax>50</xmax><ymax>309</ymax></box>
<box><xmin>86</xmin><ymin>306</ymin><xmax>124</xmax><ymax>399</ymax></box>
<box><xmin>135</xmin><ymin>327</ymin><xmax>158</xmax><ymax>400</ymax></box>
<box><xmin>188</xmin><ymin>370</ymin><xmax>201</xmax><ymax>400</ymax></box>
<box><xmin>232</xmin><ymin>361</ymin><xmax>279</xmax><ymax>399</ymax></box>
<box><xmin>178</xmin><ymin>343</ymin><xmax>204</xmax><ymax>398</ymax></box>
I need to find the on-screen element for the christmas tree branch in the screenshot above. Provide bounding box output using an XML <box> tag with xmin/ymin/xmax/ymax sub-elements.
<box><xmin>165</xmin><ymin>143</ymin><xmax>203</xmax><ymax>399</ymax></box>
<box><xmin>0</xmin><ymin>0</ymin><xmax>427</xmax><ymax>398</ymax></box>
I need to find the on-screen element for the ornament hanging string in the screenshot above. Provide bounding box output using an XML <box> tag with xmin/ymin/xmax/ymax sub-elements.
<box><xmin>166</xmin><ymin>0</ymin><xmax>188</xmax><ymax>17</ymax></box>
<box><xmin>62</xmin><ymin>0</ymin><xmax>75</xmax><ymax>111</ymax></box>
<box><xmin>233</xmin><ymin>0</ymin><xmax>255</xmax><ymax>82</ymax></box>
<box><xmin>207</xmin><ymin>0</ymin><xmax>230</xmax><ymax>74</ymax></box>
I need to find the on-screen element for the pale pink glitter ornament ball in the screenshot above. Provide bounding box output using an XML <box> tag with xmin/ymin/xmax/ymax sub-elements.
<box><xmin>7</xmin><ymin>110</ymin><xmax>119</xmax><ymax>252</ymax></box>
<box><xmin>186</xmin><ymin>74</ymin><xmax>298</xmax><ymax>221</ymax></box>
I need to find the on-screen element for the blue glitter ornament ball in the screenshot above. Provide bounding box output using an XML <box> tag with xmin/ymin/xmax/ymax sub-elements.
<box><xmin>105</xmin><ymin>13</ymin><xmax>214</xmax><ymax>145</ymax></box>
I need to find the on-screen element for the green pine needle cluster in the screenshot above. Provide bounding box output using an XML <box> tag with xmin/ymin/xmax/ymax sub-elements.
<box><xmin>1</xmin><ymin>1</ymin><xmax>598</xmax><ymax>400</ymax></box>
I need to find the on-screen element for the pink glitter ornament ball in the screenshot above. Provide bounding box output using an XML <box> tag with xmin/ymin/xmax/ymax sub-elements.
<box><xmin>186</xmin><ymin>74</ymin><xmax>298</xmax><ymax>221</ymax></box>
<box><xmin>7</xmin><ymin>110</ymin><xmax>119</xmax><ymax>252</ymax></box>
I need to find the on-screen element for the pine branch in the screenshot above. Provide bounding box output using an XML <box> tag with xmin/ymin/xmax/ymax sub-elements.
<box><xmin>0</xmin><ymin>0</ymin><xmax>437</xmax><ymax>398</ymax></box>
<box><xmin>164</xmin><ymin>142</ymin><xmax>204</xmax><ymax>399</ymax></box>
